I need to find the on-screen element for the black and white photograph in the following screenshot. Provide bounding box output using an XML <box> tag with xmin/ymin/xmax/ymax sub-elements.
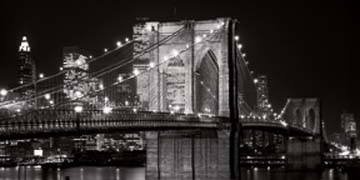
<box><xmin>0</xmin><ymin>0</ymin><xmax>355</xmax><ymax>179</ymax></box>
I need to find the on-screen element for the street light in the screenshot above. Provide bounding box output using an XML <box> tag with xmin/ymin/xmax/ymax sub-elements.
<box><xmin>39</xmin><ymin>73</ymin><xmax>44</xmax><ymax>79</ymax></box>
<box><xmin>103</xmin><ymin>106</ymin><xmax>112</xmax><ymax>114</ymax></box>
<box><xmin>74</xmin><ymin>105</ymin><xmax>83</xmax><ymax>130</ymax></box>
<box><xmin>0</xmin><ymin>89</ymin><xmax>8</xmax><ymax>96</ymax></box>
<box><xmin>74</xmin><ymin>105</ymin><xmax>83</xmax><ymax>113</ymax></box>
<box><xmin>44</xmin><ymin>93</ymin><xmax>51</xmax><ymax>100</ymax></box>
<box><xmin>116</xmin><ymin>41</ymin><xmax>122</xmax><ymax>47</ymax></box>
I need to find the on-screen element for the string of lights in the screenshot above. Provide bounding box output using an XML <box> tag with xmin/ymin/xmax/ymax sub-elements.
<box><xmin>0</xmin><ymin>26</ymin><xmax>186</xmax><ymax>110</ymax></box>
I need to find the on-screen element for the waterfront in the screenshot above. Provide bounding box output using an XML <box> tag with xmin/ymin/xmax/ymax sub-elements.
<box><xmin>0</xmin><ymin>166</ymin><xmax>351</xmax><ymax>180</ymax></box>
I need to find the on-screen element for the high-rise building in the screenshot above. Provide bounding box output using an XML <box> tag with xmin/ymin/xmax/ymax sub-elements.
<box><xmin>341</xmin><ymin>112</ymin><xmax>357</xmax><ymax>152</ymax></box>
<box><xmin>62</xmin><ymin>46</ymin><xmax>99</xmax><ymax>103</ymax></box>
<box><xmin>254</xmin><ymin>75</ymin><xmax>272</xmax><ymax>117</ymax></box>
<box><xmin>17</xmin><ymin>36</ymin><xmax>36</xmax><ymax>93</ymax></box>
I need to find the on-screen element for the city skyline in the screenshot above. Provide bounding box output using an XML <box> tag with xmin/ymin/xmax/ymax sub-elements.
<box><xmin>0</xmin><ymin>0</ymin><xmax>354</xmax><ymax>134</ymax></box>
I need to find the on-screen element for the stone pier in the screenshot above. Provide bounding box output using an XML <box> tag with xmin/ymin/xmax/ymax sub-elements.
<box><xmin>145</xmin><ymin>130</ymin><xmax>230</xmax><ymax>180</ymax></box>
<box><xmin>286</xmin><ymin>136</ymin><xmax>321</xmax><ymax>170</ymax></box>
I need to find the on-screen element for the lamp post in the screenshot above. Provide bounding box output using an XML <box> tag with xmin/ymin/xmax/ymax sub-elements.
<box><xmin>74</xmin><ymin>105</ymin><xmax>83</xmax><ymax>131</ymax></box>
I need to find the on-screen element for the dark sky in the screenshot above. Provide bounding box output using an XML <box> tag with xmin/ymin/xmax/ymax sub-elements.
<box><xmin>0</xmin><ymin>0</ymin><xmax>355</xmax><ymax>134</ymax></box>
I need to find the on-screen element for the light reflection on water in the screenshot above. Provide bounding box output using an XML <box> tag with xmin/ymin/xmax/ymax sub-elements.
<box><xmin>0</xmin><ymin>166</ymin><xmax>351</xmax><ymax>180</ymax></box>
<box><xmin>241</xmin><ymin>167</ymin><xmax>349</xmax><ymax>180</ymax></box>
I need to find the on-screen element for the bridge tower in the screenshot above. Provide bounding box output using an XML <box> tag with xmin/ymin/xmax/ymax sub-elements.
<box><xmin>282</xmin><ymin>98</ymin><xmax>323</xmax><ymax>170</ymax></box>
<box><xmin>133</xmin><ymin>18</ymin><xmax>255</xmax><ymax>180</ymax></box>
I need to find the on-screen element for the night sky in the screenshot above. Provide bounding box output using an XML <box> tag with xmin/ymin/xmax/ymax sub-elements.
<box><xmin>0</xmin><ymin>0</ymin><xmax>354</xmax><ymax>134</ymax></box>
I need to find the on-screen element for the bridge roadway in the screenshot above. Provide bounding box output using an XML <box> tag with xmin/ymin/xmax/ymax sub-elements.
<box><xmin>0</xmin><ymin>109</ymin><xmax>314</xmax><ymax>140</ymax></box>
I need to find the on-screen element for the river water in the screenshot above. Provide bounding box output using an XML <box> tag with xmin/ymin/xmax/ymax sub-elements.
<box><xmin>0</xmin><ymin>166</ymin><xmax>350</xmax><ymax>180</ymax></box>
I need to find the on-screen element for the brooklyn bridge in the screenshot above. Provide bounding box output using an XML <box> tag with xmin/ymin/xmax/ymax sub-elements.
<box><xmin>0</xmin><ymin>18</ymin><xmax>352</xmax><ymax>180</ymax></box>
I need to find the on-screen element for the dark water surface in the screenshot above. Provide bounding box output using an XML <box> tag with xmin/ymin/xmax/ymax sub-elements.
<box><xmin>0</xmin><ymin>166</ymin><xmax>352</xmax><ymax>180</ymax></box>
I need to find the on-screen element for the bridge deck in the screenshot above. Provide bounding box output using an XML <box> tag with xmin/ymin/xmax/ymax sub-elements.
<box><xmin>0</xmin><ymin>109</ymin><xmax>315</xmax><ymax>140</ymax></box>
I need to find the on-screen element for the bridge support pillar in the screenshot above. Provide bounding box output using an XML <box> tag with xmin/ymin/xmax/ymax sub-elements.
<box><xmin>145</xmin><ymin>130</ymin><xmax>230</xmax><ymax>180</ymax></box>
<box><xmin>286</xmin><ymin>136</ymin><xmax>321</xmax><ymax>170</ymax></box>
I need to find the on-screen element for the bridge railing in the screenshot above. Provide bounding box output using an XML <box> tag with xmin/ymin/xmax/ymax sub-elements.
<box><xmin>0</xmin><ymin>109</ymin><xmax>225</xmax><ymax>137</ymax></box>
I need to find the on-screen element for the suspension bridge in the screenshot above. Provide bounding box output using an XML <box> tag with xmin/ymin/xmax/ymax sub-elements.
<box><xmin>0</xmin><ymin>18</ymin><xmax>330</xmax><ymax>180</ymax></box>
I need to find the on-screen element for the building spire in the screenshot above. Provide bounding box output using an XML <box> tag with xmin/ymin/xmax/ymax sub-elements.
<box><xmin>19</xmin><ymin>36</ymin><xmax>31</xmax><ymax>52</ymax></box>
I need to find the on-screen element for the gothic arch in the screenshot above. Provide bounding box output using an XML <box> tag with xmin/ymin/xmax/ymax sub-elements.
<box><xmin>194</xmin><ymin>49</ymin><xmax>219</xmax><ymax>115</ymax></box>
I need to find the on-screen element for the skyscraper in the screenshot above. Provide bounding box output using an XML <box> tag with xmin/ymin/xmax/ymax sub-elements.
<box><xmin>254</xmin><ymin>75</ymin><xmax>272</xmax><ymax>117</ymax></box>
<box><xmin>17</xmin><ymin>36</ymin><xmax>36</xmax><ymax>94</ymax></box>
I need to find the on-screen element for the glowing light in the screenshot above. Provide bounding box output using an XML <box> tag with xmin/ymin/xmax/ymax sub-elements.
<box><xmin>103</xmin><ymin>106</ymin><xmax>113</xmax><ymax>114</ymax></box>
<box><xmin>234</xmin><ymin>36</ymin><xmax>239</xmax><ymax>41</ymax></box>
<box><xmin>163</xmin><ymin>55</ymin><xmax>169</xmax><ymax>61</ymax></box>
<box><xmin>149</xmin><ymin>62</ymin><xmax>156</xmax><ymax>68</ymax></box>
<box><xmin>19</xmin><ymin>36</ymin><xmax>30</xmax><ymax>52</ymax></box>
<box><xmin>237</xmin><ymin>44</ymin><xmax>242</xmax><ymax>49</ymax></box>
<box><xmin>74</xmin><ymin>106</ymin><xmax>83</xmax><ymax>113</ymax></box>
<box><xmin>280</xmin><ymin>120</ymin><xmax>288</xmax><ymax>127</ymax></box>
<box><xmin>202</xmin><ymin>34</ymin><xmax>207</xmax><ymax>38</ymax></box>
<box><xmin>59</xmin><ymin>67</ymin><xmax>63</xmax><ymax>71</ymax></box>
<box><xmin>99</xmin><ymin>83</ymin><xmax>104</xmax><ymax>90</ymax></box>
<box><xmin>0</xmin><ymin>89</ymin><xmax>8</xmax><ymax>96</ymax></box>
<box><xmin>116</xmin><ymin>41</ymin><xmax>122</xmax><ymax>47</ymax></box>
<box><xmin>170</xmin><ymin>111</ymin><xmax>175</xmax><ymax>115</ymax></box>
<box><xmin>171</xmin><ymin>49</ymin><xmax>179</xmax><ymax>57</ymax></box>
<box><xmin>117</xmin><ymin>75</ymin><xmax>123</xmax><ymax>82</ymax></box>
<box><xmin>125</xmin><ymin>101</ymin><xmax>129</xmax><ymax>106</ymax></box>
<box><xmin>39</xmin><ymin>73</ymin><xmax>44</xmax><ymax>79</ymax></box>
<box><xmin>89</xmin><ymin>55</ymin><xmax>93</xmax><ymax>59</ymax></box>
<box><xmin>185</xmin><ymin>44</ymin><xmax>190</xmax><ymax>49</ymax></box>
<box><xmin>242</xmin><ymin>53</ymin><xmax>246</xmax><ymax>58</ymax></box>
<box><xmin>173</xmin><ymin>105</ymin><xmax>181</xmax><ymax>112</ymax></box>
<box><xmin>16</xmin><ymin>109</ymin><xmax>21</xmax><ymax>113</ymax></box>
<box><xmin>125</xmin><ymin>38</ymin><xmax>129</xmax><ymax>42</ymax></box>
<box><xmin>240</xmin><ymin>115</ymin><xmax>245</xmax><ymax>119</ymax></box>
<box><xmin>75</xmin><ymin>91</ymin><xmax>83</xmax><ymax>98</ymax></box>
<box><xmin>104</xmin><ymin>97</ymin><xmax>109</xmax><ymax>102</ymax></box>
<box><xmin>133</xmin><ymin>68</ymin><xmax>140</xmax><ymax>76</ymax></box>
<box><xmin>44</xmin><ymin>93</ymin><xmax>51</xmax><ymax>100</ymax></box>
<box><xmin>132</xmin><ymin>108</ymin><xmax>137</xmax><ymax>113</ymax></box>
<box><xmin>195</xmin><ymin>36</ymin><xmax>202</xmax><ymax>43</ymax></box>
<box><xmin>146</xmin><ymin>24</ymin><xmax>153</xmax><ymax>31</ymax></box>
<box><xmin>49</xmin><ymin>100</ymin><xmax>54</xmax><ymax>105</ymax></box>
<box><xmin>210</xmin><ymin>29</ymin><xmax>214</xmax><ymax>34</ymax></box>
<box><xmin>104</xmin><ymin>48</ymin><xmax>108</xmax><ymax>52</ymax></box>
<box><xmin>281</xmin><ymin>155</ymin><xmax>286</xmax><ymax>159</ymax></box>
<box><xmin>75</xmin><ymin>59</ymin><xmax>83</xmax><ymax>66</ymax></box>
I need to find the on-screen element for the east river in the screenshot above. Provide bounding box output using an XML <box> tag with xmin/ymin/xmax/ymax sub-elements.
<box><xmin>0</xmin><ymin>166</ymin><xmax>351</xmax><ymax>180</ymax></box>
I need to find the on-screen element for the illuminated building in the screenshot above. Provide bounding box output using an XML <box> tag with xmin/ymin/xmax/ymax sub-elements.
<box><xmin>341</xmin><ymin>112</ymin><xmax>357</xmax><ymax>152</ymax></box>
<box><xmin>254</xmin><ymin>75</ymin><xmax>271</xmax><ymax>116</ymax></box>
<box><xmin>17</xmin><ymin>36</ymin><xmax>36</xmax><ymax>94</ymax></box>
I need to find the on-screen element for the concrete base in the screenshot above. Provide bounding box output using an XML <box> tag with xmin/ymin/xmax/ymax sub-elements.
<box><xmin>145</xmin><ymin>130</ymin><xmax>230</xmax><ymax>180</ymax></box>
